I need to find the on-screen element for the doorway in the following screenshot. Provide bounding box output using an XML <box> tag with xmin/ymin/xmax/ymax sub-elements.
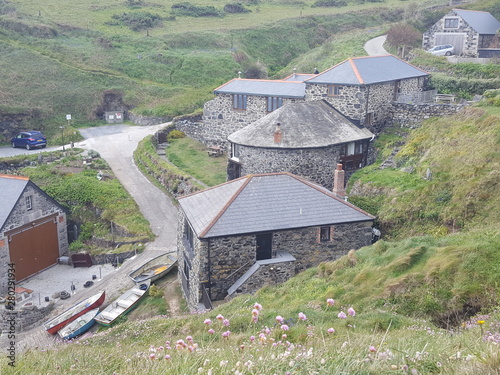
<box><xmin>256</xmin><ymin>233</ymin><xmax>273</xmax><ymax>260</ymax></box>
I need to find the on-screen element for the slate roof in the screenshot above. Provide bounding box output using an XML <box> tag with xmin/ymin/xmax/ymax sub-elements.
<box><xmin>213</xmin><ymin>78</ymin><xmax>306</xmax><ymax>98</ymax></box>
<box><xmin>0</xmin><ymin>175</ymin><xmax>30</xmax><ymax>231</ymax></box>
<box><xmin>454</xmin><ymin>9</ymin><xmax>500</xmax><ymax>35</ymax></box>
<box><xmin>305</xmin><ymin>55</ymin><xmax>429</xmax><ymax>86</ymax></box>
<box><xmin>228</xmin><ymin>100</ymin><xmax>373</xmax><ymax>148</ymax></box>
<box><xmin>178</xmin><ymin>173</ymin><xmax>375</xmax><ymax>239</ymax></box>
<box><xmin>283</xmin><ymin>73</ymin><xmax>317</xmax><ymax>82</ymax></box>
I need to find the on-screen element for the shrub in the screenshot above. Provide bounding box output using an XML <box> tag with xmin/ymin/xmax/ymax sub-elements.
<box><xmin>224</xmin><ymin>3</ymin><xmax>251</xmax><ymax>13</ymax></box>
<box><xmin>171</xmin><ymin>2</ymin><xmax>224</xmax><ymax>17</ymax></box>
<box><xmin>312</xmin><ymin>0</ymin><xmax>347</xmax><ymax>7</ymax></box>
<box><xmin>110</xmin><ymin>12</ymin><xmax>163</xmax><ymax>31</ymax></box>
<box><xmin>482</xmin><ymin>89</ymin><xmax>500</xmax><ymax>106</ymax></box>
<box><xmin>386</xmin><ymin>23</ymin><xmax>422</xmax><ymax>49</ymax></box>
<box><xmin>167</xmin><ymin>130</ymin><xmax>186</xmax><ymax>142</ymax></box>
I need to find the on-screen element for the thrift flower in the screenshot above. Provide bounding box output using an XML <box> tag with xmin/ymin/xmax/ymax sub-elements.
<box><xmin>276</xmin><ymin>315</ymin><xmax>284</xmax><ymax>324</ymax></box>
<box><xmin>327</xmin><ymin>298</ymin><xmax>335</xmax><ymax>306</ymax></box>
<box><xmin>250</xmin><ymin>335</ymin><xmax>255</xmax><ymax>341</ymax></box>
<box><xmin>369</xmin><ymin>346</ymin><xmax>377</xmax><ymax>352</ymax></box>
<box><xmin>204</xmin><ymin>319</ymin><xmax>212</xmax><ymax>325</ymax></box>
<box><xmin>298</xmin><ymin>312</ymin><xmax>307</xmax><ymax>321</ymax></box>
<box><xmin>254</xmin><ymin>303</ymin><xmax>262</xmax><ymax>311</ymax></box>
<box><xmin>327</xmin><ymin>328</ymin><xmax>335</xmax><ymax>334</ymax></box>
<box><xmin>348</xmin><ymin>307</ymin><xmax>356</xmax><ymax>317</ymax></box>
<box><xmin>164</xmin><ymin>354</ymin><xmax>171</xmax><ymax>360</ymax></box>
<box><xmin>149</xmin><ymin>353</ymin><xmax>156</xmax><ymax>360</ymax></box>
<box><xmin>216</xmin><ymin>314</ymin><xmax>224</xmax><ymax>321</ymax></box>
<box><xmin>208</xmin><ymin>329</ymin><xmax>215</xmax><ymax>334</ymax></box>
<box><xmin>223</xmin><ymin>319</ymin><xmax>230</xmax><ymax>327</ymax></box>
<box><xmin>222</xmin><ymin>330</ymin><xmax>231</xmax><ymax>338</ymax></box>
<box><xmin>338</xmin><ymin>311</ymin><xmax>347</xmax><ymax>319</ymax></box>
<box><xmin>281</xmin><ymin>324</ymin><xmax>290</xmax><ymax>331</ymax></box>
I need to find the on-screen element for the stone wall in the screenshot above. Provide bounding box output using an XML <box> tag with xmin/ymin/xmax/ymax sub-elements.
<box><xmin>177</xmin><ymin>216</ymin><xmax>373</xmax><ymax>310</ymax></box>
<box><xmin>0</xmin><ymin>303</ymin><xmax>53</xmax><ymax>334</ymax></box>
<box><xmin>228</xmin><ymin>144</ymin><xmax>347</xmax><ymax>190</ymax></box>
<box><xmin>390</xmin><ymin>103</ymin><xmax>465</xmax><ymax>128</ymax></box>
<box><xmin>0</xmin><ymin>110</ymin><xmax>42</xmax><ymax>144</ymax></box>
<box><xmin>128</xmin><ymin>112</ymin><xmax>171</xmax><ymax>126</ymax></box>
<box><xmin>202</xmin><ymin>94</ymin><xmax>301</xmax><ymax>148</ymax></box>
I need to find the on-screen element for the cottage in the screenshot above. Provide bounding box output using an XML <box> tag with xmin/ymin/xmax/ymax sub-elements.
<box><xmin>423</xmin><ymin>9</ymin><xmax>500</xmax><ymax>57</ymax></box>
<box><xmin>177</xmin><ymin>172</ymin><xmax>374</xmax><ymax>311</ymax></box>
<box><xmin>226</xmin><ymin>100</ymin><xmax>374</xmax><ymax>186</ymax></box>
<box><xmin>0</xmin><ymin>175</ymin><xmax>68</xmax><ymax>294</ymax></box>
<box><xmin>304</xmin><ymin>55</ymin><xmax>429</xmax><ymax>129</ymax></box>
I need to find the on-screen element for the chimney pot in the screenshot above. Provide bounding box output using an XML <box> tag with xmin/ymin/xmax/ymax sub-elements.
<box><xmin>274</xmin><ymin>123</ymin><xmax>282</xmax><ymax>144</ymax></box>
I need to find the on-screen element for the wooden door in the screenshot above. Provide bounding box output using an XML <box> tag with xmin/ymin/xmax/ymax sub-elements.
<box><xmin>256</xmin><ymin>233</ymin><xmax>272</xmax><ymax>260</ymax></box>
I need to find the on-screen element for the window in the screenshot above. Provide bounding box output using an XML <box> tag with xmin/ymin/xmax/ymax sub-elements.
<box><xmin>233</xmin><ymin>94</ymin><xmax>247</xmax><ymax>110</ymax></box>
<box><xmin>328</xmin><ymin>85</ymin><xmax>340</xmax><ymax>96</ymax></box>
<box><xmin>184</xmin><ymin>220</ymin><xmax>194</xmax><ymax>250</ymax></box>
<box><xmin>319</xmin><ymin>226</ymin><xmax>331</xmax><ymax>242</ymax></box>
<box><xmin>231</xmin><ymin>143</ymin><xmax>240</xmax><ymax>159</ymax></box>
<box><xmin>267</xmin><ymin>97</ymin><xmax>283</xmax><ymax>112</ymax></box>
<box><xmin>444</xmin><ymin>18</ymin><xmax>459</xmax><ymax>28</ymax></box>
<box><xmin>26</xmin><ymin>195</ymin><xmax>33</xmax><ymax>211</ymax></box>
<box><xmin>346</xmin><ymin>142</ymin><xmax>364</xmax><ymax>156</ymax></box>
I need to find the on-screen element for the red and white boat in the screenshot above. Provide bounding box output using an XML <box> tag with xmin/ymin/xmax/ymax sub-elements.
<box><xmin>43</xmin><ymin>290</ymin><xmax>105</xmax><ymax>335</ymax></box>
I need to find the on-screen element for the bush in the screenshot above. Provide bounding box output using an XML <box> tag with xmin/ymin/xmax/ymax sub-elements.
<box><xmin>111</xmin><ymin>12</ymin><xmax>163</xmax><ymax>31</ymax></box>
<box><xmin>312</xmin><ymin>0</ymin><xmax>347</xmax><ymax>7</ymax></box>
<box><xmin>224</xmin><ymin>3</ymin><xmax>251</xmax><ymax>13</ymax></box>
<box><xmin>171</xmin><ymin>2</ymin><xmax>224</xmax><ymax>17</ymax></box>
<box><xmin>167</xmin><ymin>130</ymin><xmax>186</xmax><ymax>142</ymax></box>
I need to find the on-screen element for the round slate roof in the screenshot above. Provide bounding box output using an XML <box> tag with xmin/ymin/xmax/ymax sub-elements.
<box><xmin>227</xmin><ymin>100</ymin><xmax>374</xmax><ymax>148</ymax></box>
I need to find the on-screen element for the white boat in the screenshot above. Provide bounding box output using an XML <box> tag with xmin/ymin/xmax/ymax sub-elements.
<box><xmin>128</xmin><ymin>253</ymin><xmax>177</xmax><ymax>283</ymax></box>
<box><xmin>94</xmin><ymin>280</ymin><xmax>150</xmax><ymax>326</ymax></box>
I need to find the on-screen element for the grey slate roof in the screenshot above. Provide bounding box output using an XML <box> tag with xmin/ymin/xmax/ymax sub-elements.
<box><xmin>228</xmin><ymin>100</ymin><xmax>373</xmax><ymax>148</ymax></box>
<box><xmin>214</xmin><ymin>78</ymin><xmax>306</xmax><ymax>98</ymax></box>
<box><xmin>283</xmin><ymin>73</ymin><xmax>317</xmax><ymax>82</ymax></box>
<box><xmin>0</xmin><ymin>175</ymin><xmax>30</xmax><ymax>231</ymax></box>
<box><xmin>306</xmin><ymin>55</ymin><xmax>429</xmax><ymax>86</ymax></box>
<box><xmin>178</xmin><ymin>173</ymin><xmax>375</xmax><ymax>238</ymax></box>
<box><xmin>454</xmin><ymin>9</ymin><xmax>500</xmax><ymax>35</ymax></box>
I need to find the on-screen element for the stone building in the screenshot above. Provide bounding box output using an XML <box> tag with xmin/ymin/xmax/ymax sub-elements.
<box><xmin>226</xmin><ymin>100</ymin><xmax>374</xmax><ymax>187</ymax></box>
<box><xmin>304</xmin><ymin>55</ymin><xmax>429</xmax><ymax>131</ymax></box>
<box><xmin>0</xmin><ymin>174</ymin><xmax>68</xmax><ymax>294</ymax></box>
<box><xmin>177</xmin><ymin>172</ymin><xmax>374</xmax><ymax>311</ymax></box>
<box><xmin>423</xmin><ymin>9</ymin><xmax>500</xmax><ymax>57</ymax></box>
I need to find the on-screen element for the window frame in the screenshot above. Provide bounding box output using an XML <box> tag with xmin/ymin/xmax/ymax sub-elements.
<box><xmin>319</xmin><ymin>226</ymin><xmax>332</xmax><ymax>242</ymax></box>
<box><xmin>327</xmin><ymin>85</ymin><xmax>340</xmax><ymax>97</ymax></box>
<box><xmin>266</xmin><ymin>96</ymin><xmax>283</xmax><ymax>112</ymax></box>
<box><xmin>444</xmin><ymin>18</ymin><xmax>459</xmax><ymax>29</ymax></box>
<box><xmin>26</xmin><ymin>195</ymin><xmax>33</xmax><ymax>211</ymax></box>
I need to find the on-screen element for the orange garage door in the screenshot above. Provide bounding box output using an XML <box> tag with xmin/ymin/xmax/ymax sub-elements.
<box><xmin>8</xmin><ymin>219</ymin><xmax>59</xmax><ymax>281</ymax></box>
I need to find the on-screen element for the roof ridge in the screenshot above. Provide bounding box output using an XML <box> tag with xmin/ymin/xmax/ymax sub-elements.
<box><xmin>178</xmin><ymin>175</ymin><xmax>248</xmax><ymax>201</ymax></box>
<box><xmin>0</xmin><ymin>174</ymin><xmax>29</xmax><ymax>181</ymax></box>
<box><xmin>348</xmin><ymin>58</ymin><xmax>364</xmax><ymax>84</ymax></box>
<box><xmin>199</xmin><ymin>175</ymin><xmax>253</xmax><ymax>238</ymax></box>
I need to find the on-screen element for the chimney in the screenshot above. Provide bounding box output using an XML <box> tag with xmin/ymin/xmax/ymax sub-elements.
<box><xmin>333</xmin><ymin>164</ymin><xmax>346</xmax><ymax>199</ymax></box>
<box><xmin>274</xmin><ymin>123</ymin><xmax>282</xmax><ymax>144</ymax></box>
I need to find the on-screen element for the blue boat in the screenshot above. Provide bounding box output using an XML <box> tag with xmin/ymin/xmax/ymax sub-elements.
<box><xmin>58</xmin><ymin>308</ymin><xmax>100</xmax><ymax>340</ymax></box>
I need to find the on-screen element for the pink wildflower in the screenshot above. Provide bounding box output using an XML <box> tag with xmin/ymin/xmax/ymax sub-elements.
<box><xmin>276</xmin><ymin>315</ymin><xmax>284</xmax><ymax>324</ymax></box>
<box><xmin>208</xmin><ymin>328</ymin><xmax>215</xmax><ymax>334</ymax></box>
<box><xmin>338</xmin><ymin>311</ymin><xmax>347</xmax><ymax>319</ymax></box>
<box><xmin>186</xmin><ymin>336</ymin><xmax>193</xmax><ymax>342</ymax></box>
<box><xmin>264</xmin><ymin>327</ymin><xmax>271</xmax><ymax>335</ymax></box>
<box><xmin>369</xmin><ymin>346</ymin><xmax>377</xmax><ymax>353</ymax></box>
<box><xmin>149</xmin><ymin>353</ymin><xmax>156</xmax><ymax>360</ymax></box>
<box><xmin>222</xmin><ymin>330</ymin><xmax>231</xmax><ymax>338</ymax></box>
<box><xmin>216</xmin><ymin>314</ymin><xmax>224</xmax><ymax>321</ymax></box>
<box><xmin>252</xmin><ymin>309</ymin><xmax>259</xmax><ymax>316</ymax></box>
<box><xmin>204</xmin><ymin>319</ymin><xmax>212</xmax><ymax>325</ymax></box>
<box><xmin>223</xmin><ymin>318</ymin><xmax>230</xmax><ymax>327</ymax></box>
<box><xmin>348</xmin><ymin>307</ymin><xmax>356</xmax><ymax>317</ymax></box>
<box><xmin>281</xmin><ymin>324</ymin><xmax>289</xmax><ymax>331</ymax></box>
<box><xmin>327</xmin><ymin>327</ymin><xmax>335</xmax><ymax>334</ymax></box>
<box><xmin>254</xmin><ymin>303</ymin><xmax>262</xmax><ymax>310</ymax></box>
<box><xmin>298</xmin><ymin>312</ymin><xmax>307</xmax><ymax>321</ymax></box>
<box><xmin>250</xmin><ymin>335</ymin><xmax>255</xmax><ymax>341</ymax></box>
<box><xmin>327</xmin><ymin>298</ymin><xmax>335</xmax><ymax>306</ymax></box>
<box><xmin>164</xmin><ymin>354</ymin><xmax>171</xmax><ymax>360</ymax></box>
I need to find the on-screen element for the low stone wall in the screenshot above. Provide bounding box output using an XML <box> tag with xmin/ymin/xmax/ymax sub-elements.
<box><xmin>128</xmin><ymin>113</ymin><xmax>171</xmax><ymax>126</ymax></box>
<box><xmin>173</xmin><ymin>113</ymin><xmax>206</xmax><ymax>145</ymax></box>
<box><xmin>0</xmin><ymin>303</ymin><xmax>53</xmax><ymax>334</ymax></box>
<box><xmin>90</xmin><ymin>249</ymin><xmax>138</xmax><ymax>266</ymax></box>
<box><xmin>390</xmin><ymin>103</ymin><xmax>465</xmax><ymax>128</ymax></box>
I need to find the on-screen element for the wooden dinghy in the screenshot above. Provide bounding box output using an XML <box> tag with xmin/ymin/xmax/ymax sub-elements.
<box><xmin>58</xmin><ymin>308</ymin><xmax>100</xmax><ymax>340</ymax></box>
<box><xmin>128</xmin><ymin>253</ymin><xmax>177</xmax><ymax>283</ymax></box>
<box><xmin>94</xmin><ymin>280</ymin><xmax>150</xmax><ymax>327</ymax></box>
<box><xmin>43</xmin><ymin>290</ymin><xmax>105</xmax><ymax>335</ymax></box>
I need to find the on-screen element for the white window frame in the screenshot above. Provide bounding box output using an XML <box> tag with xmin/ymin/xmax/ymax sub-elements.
<box><xmin>26</xmin><ymin>195</ymin><xmax>33</xmax><ymax>211</ymax></box>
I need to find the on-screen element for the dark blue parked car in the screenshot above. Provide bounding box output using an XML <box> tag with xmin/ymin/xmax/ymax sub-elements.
<box><xmin>11</xmin><ymin>131</ymin><xmax>47</xmax><ymax>150</ymax></box>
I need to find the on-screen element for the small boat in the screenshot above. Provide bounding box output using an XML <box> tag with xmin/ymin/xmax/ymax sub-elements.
<box><xmin>43</xmin><ymin>290</ymin><xmax>106</xmax><ymax>335</ymax></box>
<box><xmin>58</xmin><ymin>308</ymin><xmax>100</xmax><ymax>340</ymax></box>
<box><xmin>94</xmin><ymin>280</ymin><xmax>150</xmax><ymax>327</ymax></box>
<box><xmin>128</xmin><ymin>253</ymin><xmax>177</xmax><ymax>283</ymax></box>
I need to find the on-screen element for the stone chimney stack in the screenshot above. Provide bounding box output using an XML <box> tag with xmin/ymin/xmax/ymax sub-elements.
<box><xmin>274</xmin><ymin>123</ymin><xmax>282</xmax><ymax>144</ymax></box>
<box><xmin>333</xmin><ymin>163</ymin><xmax>346</xmax><ymax>199</ymax></box>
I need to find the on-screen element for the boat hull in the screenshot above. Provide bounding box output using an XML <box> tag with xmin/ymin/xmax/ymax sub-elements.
<box><xmin>43</xmin><ymin>291</ymin><xmax>105</xmax><ymax>335</ymax></box>
<box><xmin>128</xmin><ymin>253</ymin><xmax>177</xmax><ymax>283</ymax></box>
<box><xmin>58</xmin><ymin>308</ymin><xmax>100</xmax><ymax>340</ymax></box>
<box><xmin>95</xmin><ymin>280</ymin><xmax>150</xmax><ymax>327</ymax></box>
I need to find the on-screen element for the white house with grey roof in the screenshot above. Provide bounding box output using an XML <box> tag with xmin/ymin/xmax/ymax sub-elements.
<box><xmin>423</xmin><ymin>9</ymin><xmax>500</xmax><ymax>57</ymax></box>
<box><xmin>0</xmin><ymin>174</ymin><xmax>68</xmax><ymax>294</ymax></box>
<box><xmin>226</xmin><ymin>100</ymin><xmax>374</xmax><ymax>187</ymax></box>
<box><xmin>177</xmin><ymin>172</ymin><xmax>374</xmax><ymax>311</ymax></box>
